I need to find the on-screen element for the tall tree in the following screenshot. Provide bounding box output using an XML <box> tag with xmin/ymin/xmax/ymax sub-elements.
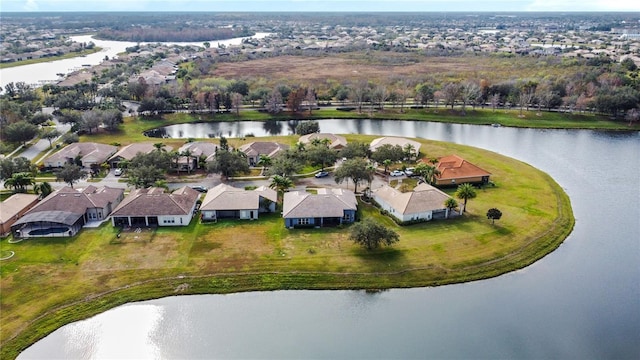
<box><xmin>206</xmin><ymin>149</ymin><xmax>249</xmax><ymax>179</ymax></box>
<box><xmin>0</xmin><ymin>156</ymin><xmax>36</xmax><ymax>180</ymax></box>
<box><xmin>334</xmin><ymin>157</ymin><xmax>372</xmax><ymax>194</ymax></box>
<box><xmin>456</xmin><ymin>183</ymin><xmax>477</xmax><ymax>213</ymax></box>
<box><xmin>350</xmin><ymin>218</ymin><xmax>400</xmax><ymax>250</ymax></box>
<box><xmin>55</xmin><ymin>164</ymin><xmax>87</xmax><ymax>188</ymax></box>
<box><xmin>305</xmin><ymin>144</ymin><xmax>339</xmax><ymax>171</ymax></box>
<box><xmin>4</xmin><ymin>121</ymin><xmax>38</xmax><ymax>145</ymax></box>
<box><xmin>40</xmin><ymin>127</ymin><xmax>60</xmax><ymax>148</ymax></box>
<box><xmin>269</xmin><ymin>174</ymin><xmax>294</xmax><ymax>204</ymax></box>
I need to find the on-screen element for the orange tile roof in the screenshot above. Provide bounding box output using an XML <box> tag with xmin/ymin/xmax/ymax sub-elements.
<box><xmin>431</xmin><ymin>155</ymin><xmax>491</xmax><ymax>180</ymax></box>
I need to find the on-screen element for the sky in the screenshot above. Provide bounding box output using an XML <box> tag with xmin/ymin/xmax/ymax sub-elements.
<box><xmin>1</xmin><ymin>0</ymin><xmax>639</xmax><ymax>12</ymax></box>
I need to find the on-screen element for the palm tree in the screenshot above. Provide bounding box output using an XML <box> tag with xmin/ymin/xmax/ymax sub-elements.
<box><xmin>169</xmin><ymin>150</ymin><xmax>181</xmax><ymax>174</ymax></box>
<box><xmin>403</xmin><ymin>143</ymin><xmax>416</xmax><ymax>160</ymax></box>
<box><xmin>257</xmin><ymin>154</ymin><xmax>272</xmax><ymax>176</ymax></box>
<box><xmin>181</xmin><ymin>149</ymin><xmax>193</xmax><ymax>174</ymax></box>
<box><xmin>33</xmin><ymin>182</ymin><xmax>53</xmax><ymax>198</ymax></box>
<box><xmin>444</xmin><ymin>197</ymin><xmax>458</xmax><ymax>219</ymax></box>
<box><xmin>153</xmin><ymin>142</ymin><xmax>166</xmax><ymax>152</ymax></box>
<box><xmin>382</xmin><ymin>159</ymin><xmax>392</xmax><ymax>174</ymax></box>
<box><xmin>456</xmin><ymin>183</ymin><xmax>477</xmax><ymax>213</ymax></box>
<box><xmin>269</xmin><ymin>175</ymin><xmax>294</xmax><ymax>204</ymax></box>
<box><xmin>4</xmin><ymin>172</ymin><xmax>35</xmax><ymax>193</ymax></box>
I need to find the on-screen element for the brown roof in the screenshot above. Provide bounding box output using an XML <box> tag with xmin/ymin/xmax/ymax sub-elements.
<box><xmin>372</xmin><ymin>183</ymin><xmax>450</xmax><ymax>215</ymax></box>
<box><xmin>433</xmin><ymin>155</ymin><xmax>491</xmax><ymax>180</ymax></box>
<box><xmin>0</xmin><ymin>194</ymin><xmax>39</xmax><ymax>224</ymax></box>
<box><xmin>110</xmin><ymin>186</ymin><xmax>199</xmax><ymax>217</ymax></box>
<box><xmin>26</xmin><ymin>186</ymin><xmax>124</xmax><ymax>215</ymax></box>
<box><xmin>283</xmin><ymin>188</ymin><xmax>356</xmax><ymax>218</ymax></box>
<box><xmin>239</xmin><ymin>142</ymin><xmax>289</xmax><ymax>158</ymax></box>
<box><xmin>109</xmin><ymin>143</ymin><xmax>173</xmax><ymax>162</ymax></box>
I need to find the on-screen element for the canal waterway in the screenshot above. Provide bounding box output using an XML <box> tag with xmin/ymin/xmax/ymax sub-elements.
<box><xmin>19</xmin><ymin>122</ymin><xmax>640</xmax><ymax>359</ymax></box>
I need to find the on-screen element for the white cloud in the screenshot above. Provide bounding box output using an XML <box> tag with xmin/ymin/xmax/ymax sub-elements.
<box><xmin>24</xmin><ymin>0</ymin><xmax>39</xmax><ymax>11</ymax></box>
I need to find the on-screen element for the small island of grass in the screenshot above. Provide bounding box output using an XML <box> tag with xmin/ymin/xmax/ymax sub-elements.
<box><xmin>0</xmin><ymin>135</ymin><xmax>574</xmax><ymax>359</ymax></box>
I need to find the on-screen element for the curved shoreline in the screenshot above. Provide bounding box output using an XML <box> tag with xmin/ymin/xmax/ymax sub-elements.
<box><xmin>1</xmin><ymin>137</ymin><xmax>574</xmax><ymax>359</ymax></box>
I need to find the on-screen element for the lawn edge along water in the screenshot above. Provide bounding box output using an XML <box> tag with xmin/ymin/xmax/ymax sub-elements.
<box><xmin>1</xmin><ymin>138</ymin><xmax>575</xmax><ymax>360</ymax></box>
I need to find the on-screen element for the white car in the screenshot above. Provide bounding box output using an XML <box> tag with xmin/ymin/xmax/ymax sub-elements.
<box><xmin>114</xmin><ymin>168</ymin><xmax>123</xmax><ymax>176</ymax></box>
<box><xmin>390</xmin><ymin>170</ymin><xmax>404</xmax><ymax>177</ymax></box>
<box><xmin>404</xmin><ymin>168</ymin><xmax>415</xmax><ymax>177</ymax></box>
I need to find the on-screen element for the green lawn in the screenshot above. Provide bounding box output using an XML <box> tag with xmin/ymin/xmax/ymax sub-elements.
<box><xmin>0</xmin><ymin>136</ymin><xmax>574</xmax><ymax>359</ymax></box>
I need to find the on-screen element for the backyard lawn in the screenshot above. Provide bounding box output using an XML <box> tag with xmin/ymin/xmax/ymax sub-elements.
<box><xmin>0</xmin><ymin>136</ymin><xmax>574</xmax><ymax>359</ymax></box>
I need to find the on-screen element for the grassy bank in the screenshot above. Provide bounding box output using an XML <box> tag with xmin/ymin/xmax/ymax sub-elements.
<box><xmin>83</xmin><ymin>108</ymin><xmax>638</xmax><ymax>149</ymax></box>
<box><xmin>1</xmin><ymin>136</ymin><xmax>574</xmax><ymax>358</ymax></box>
<box><xmin>0</xmin><ymin>48</ymin><xmax>103</xmax><ymax>69</ymax></box>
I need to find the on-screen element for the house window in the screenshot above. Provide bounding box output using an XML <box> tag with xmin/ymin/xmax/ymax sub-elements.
<box><xmin>343</xmin><ymin>213</ymin><xmax>352</xmax><ymax>222</ymax></box>
<box><xmin>299</xmin><ymin>218</ymin><xmax>310</xmax><ymax>225</ymax></box>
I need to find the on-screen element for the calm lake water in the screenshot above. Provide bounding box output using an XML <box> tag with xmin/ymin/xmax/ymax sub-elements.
<box><xmin>0</xmin><ymin>33</ymin><xmax>271</xmax><ymax>90</ymax></box>
<box><xmin>19</xmin><ymin>122</ymin><xmax>640</xmax><ymax>359</ymax></box>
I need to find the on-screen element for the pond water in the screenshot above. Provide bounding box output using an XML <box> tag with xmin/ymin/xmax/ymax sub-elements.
<box><xmin>19</xmin><ymin>123</ymin><xmax>640</xmax><ymax>359</ymax></box>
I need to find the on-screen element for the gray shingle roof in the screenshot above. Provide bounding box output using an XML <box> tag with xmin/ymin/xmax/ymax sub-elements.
<box><xmin>372</xmin><ymin>183</ymin><xmax>450</xmax><ymax>215</ymax></box>
<box><xmin>283</xmin><ymin>188</ymin><xmax>357</xmax><ymax>218</ymax></box>
<box><xmin>111</xmin><ymin>186</ymin><xmax>199</xmax><ymax>217</ymax></box>
<box><xmin>201</xmin><ymin>184</ymin><xmax>277</xmax><ymax>211</ymax></box>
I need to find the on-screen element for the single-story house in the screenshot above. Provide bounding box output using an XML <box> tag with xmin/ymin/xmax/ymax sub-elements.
<box><xmin>176</xmin><ymin>141</ymin><xmax>219</xmax><ymax>171</ymax></box>
<box><xmin>44</xmin><ymin>142</ymin><xmax>117</xmax><ymax>169</ymax></box>
<box><xmin>283</xmin><ymin>188</ymin><xmax>357</xmax><ymax>228</ymax></box>
<box><xmin>298</xmin><ymin>133</ymin><xmax>348</xmax><ymax>150</ymax></box>
<box><xmin>431</xmin><ymin>155</ymin><xmax>491</xmax><ymax>186</ymax></box>
<box><xmin>108</xmin><ymin>143</ymin><xmax>173</xmax><ymax>168</ymax></box>
<box><xmin>0</xmin><ymin>193</ymin><xmax>39</xmax><ymax>236</ymax></box>
<box><xmin>110</xmin><ymin>186</ymin><xmax>200</xmax><ymax>227</ymax></box>
<box><xmin>238</xmin><ymin>141</ymin><xmax>289</xmax><ymax>166</ymax></box>
<box><xmin>200</xmin><ymin>184</ymin><xmax>277</xmax><ymax>221</ymax></box>
<box><xmin>372</xmin><ymin>183</ymin><xmax>452</xmax><ymax>223</ymax></box>
<box><xmin>11</xmin><ymin>185</ymin><xmax>124</xmax><ymax>238</ymax></box>
<box><xmin>369</xmin><ymin>137</ymin><xmax>421</xmax><ymax>157</ymax></box>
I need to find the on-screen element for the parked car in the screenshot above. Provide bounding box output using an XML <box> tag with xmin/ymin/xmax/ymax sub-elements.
<box><xmin>390</xmin><ymin>170</ymin><xmax>405</xmax><ymax>177</ymax></box>
<box><xmin>114</xmin><ymin>168</ymin><xmax>123</xmax><ymax>176</ymax></box>
<box><xmin>190</xmin><ymin>185</ymin><xmax>208</xmax><ymax>193</ymax></box>
<box><xmin>404</xmin><ymin>167</ymin><xmax>415</xmax><ymax>177</ymax></box>
<box><xmin>315</xmin><ymin>171</ymin><xmax>330</xmax><ymax>178</ymax></box>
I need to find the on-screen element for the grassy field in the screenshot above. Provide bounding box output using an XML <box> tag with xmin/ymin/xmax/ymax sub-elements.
<box><xmin>0</xmin><ymin>135</ymin><xmax>574</xmax><ymax>358</ymax></box>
